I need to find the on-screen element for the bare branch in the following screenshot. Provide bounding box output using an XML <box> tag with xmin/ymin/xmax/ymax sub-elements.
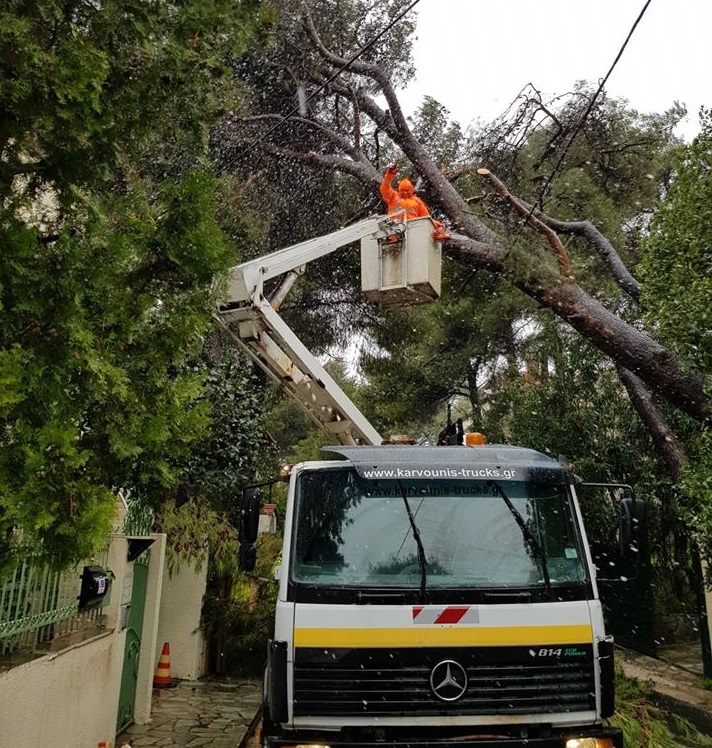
<box><xmin>337</xmin><ymin>81</ymin><xmax>399</xmax><ymax>141</ymax></box>
<box><xmin>512</xmin><ymin>196</ymin><xmax>642</xmax><ymax>299</ymax></box>
<box><xmin>303</xmin><ymin>5</ymin><xmax>409</xmax><ymax>133</ymax></box>
<box><xmin>351</xmin><ymin>85</ymin><xmax>361</xmax><ymax>150</ymax></box>
<box><xmin>233</xmin><ymin>113</ymin><xmax>366</xmax><ymax>162</ymax></box>
<box><xmin>227</xmin><ymin>137</ymin><xmax>381</xmax><ymax>183</ymax></box>
<box><xmin>477</xmin><ymin>168</ymin><xmax>574</xmax><ymax>278</ymax></box>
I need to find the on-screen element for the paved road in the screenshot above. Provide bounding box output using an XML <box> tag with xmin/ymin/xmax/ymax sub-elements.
<box><xmin>119</xmin><ymin>678</ymin><xmax>261</xmax><ymax>748</ymax></box>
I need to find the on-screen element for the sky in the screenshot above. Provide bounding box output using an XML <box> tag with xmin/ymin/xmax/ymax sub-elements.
<box><xmin>399</xmin><ymin>0</ymin><xmax>711</xmax><ymax>141</ymax></box>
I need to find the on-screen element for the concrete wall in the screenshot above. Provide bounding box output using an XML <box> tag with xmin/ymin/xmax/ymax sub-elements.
<box><xmin>0</xmin><ymin>532</ymin><xmax>167</xmax><ymax>747</ymax></box>
<box><xmin>259</xmin><ymin>504</ymin><xmax>278</xmax><ymax>534</ymax></box>
<box><xmin>0</xmin><ymin>630</ymin><xmax>124</xmax><ymax>746</ymax></box>
<box><xmin>154</xmin><ymin>559</ymin><xmax>208</xmax><ymax>681</ymax></box>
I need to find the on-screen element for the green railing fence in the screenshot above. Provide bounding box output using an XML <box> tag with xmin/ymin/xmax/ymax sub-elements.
<box><xmin>0</xmin><ymin>549</ymin><xmax>108</xmax><ymax>657</ymax></box>
<box><xmin>0</xmin><ymin>497</ymin><xmax>153</xmax><ymax>660</ymax></box>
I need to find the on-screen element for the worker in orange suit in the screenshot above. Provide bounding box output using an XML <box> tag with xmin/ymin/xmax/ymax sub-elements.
<box><xmin>380</xmin><ymin>163</ymin><xmax>450</xmax><ymax>240</ymax></box>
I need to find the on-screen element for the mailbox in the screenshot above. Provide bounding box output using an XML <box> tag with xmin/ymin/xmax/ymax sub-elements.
<box><xmin>78</xmin><ymin>565</ymin><xmax>112</xmax><ymax>611</ymax></box>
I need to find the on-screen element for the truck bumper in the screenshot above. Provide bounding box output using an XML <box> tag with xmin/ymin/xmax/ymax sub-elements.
<box><xmin>263</xmin><ymin>727</ymin><xmax>623</xmax><ymax>748</ymax></box>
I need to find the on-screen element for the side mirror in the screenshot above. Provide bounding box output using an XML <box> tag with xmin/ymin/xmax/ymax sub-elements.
<box><xmin>238</xmin><ymin>487</ymin><xmax>261</xmax><ymax>572</ymax></box>
<box><xmin>620</xmin><ymin>496</ymin><xmax>647</xmax><ymax>559</ymax></box>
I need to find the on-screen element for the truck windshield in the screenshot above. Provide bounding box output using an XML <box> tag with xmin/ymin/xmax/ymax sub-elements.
<box><xmin>292</xmin><ymin>468</ymin><xmax>586</xmax><ymax>589</ymax></box>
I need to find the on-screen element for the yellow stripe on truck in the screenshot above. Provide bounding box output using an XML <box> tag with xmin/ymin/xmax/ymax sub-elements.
<box><xmin>294</xmin><ymin>624</ymin><xmax>593</xmax><ymax>648</ymax></box>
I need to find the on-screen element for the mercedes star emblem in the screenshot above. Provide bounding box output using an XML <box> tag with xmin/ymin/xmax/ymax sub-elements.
<box><xmin>429</xmin><ymin>659</ymin><xmax>468</xmax><ymax>702</ymax></box>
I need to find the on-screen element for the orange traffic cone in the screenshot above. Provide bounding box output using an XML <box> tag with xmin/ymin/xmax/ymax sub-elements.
<box><xmin>153</xmin><ymin>642</ymin><xmax>174</xmax><ymax>688</ymax></box>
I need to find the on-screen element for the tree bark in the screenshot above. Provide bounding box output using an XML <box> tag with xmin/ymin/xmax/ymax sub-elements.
<box><xmin>446</xmin><ymin>233</ymin><xmax>708</xmax><ymax>424</ymax></box>
<box><xmin>617</xmin><ymin>366</ymin><xmax>687</xmax><ymax>482</ymax></box>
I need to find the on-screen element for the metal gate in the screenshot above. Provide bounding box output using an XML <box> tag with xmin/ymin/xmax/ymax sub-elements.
<box><xmin>595</xmin><ymin>555</ymin><xmax>655</xmax><ymax>656</ymax></box>
<box><xmin>579</xmin><ymin>484</ymin><xmax>656</xmax><ymax>656</ymax></box>
<box><xmin>116</xmin><ymin>555</ymin><xmax>149</xmax><ymax>733</ymax></box>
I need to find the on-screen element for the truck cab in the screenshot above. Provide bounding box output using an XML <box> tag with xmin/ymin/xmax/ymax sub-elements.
<box><xmin>258</xmin><ymin>444</ymin><xmax>623</xmax><ymax>748</ymax></box>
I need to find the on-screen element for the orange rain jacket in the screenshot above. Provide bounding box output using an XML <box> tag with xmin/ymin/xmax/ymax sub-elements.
<box><xmin>379</xmin><ymin>165</ymin><xmax>451</xmax><ymax>241</ymax></box>
<box><xmin>380</xmin><ymin>168</ymin><xmax>431</xmax><ymax>221</ymax></box>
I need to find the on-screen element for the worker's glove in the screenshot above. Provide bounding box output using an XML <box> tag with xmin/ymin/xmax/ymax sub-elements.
<box><xmin>432</xmin><ymin>220</ymin><xmax>451</xmax><ymax>242</ymax></box>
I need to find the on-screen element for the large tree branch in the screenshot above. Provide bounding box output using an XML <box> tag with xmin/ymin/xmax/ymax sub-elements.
<box><xmin>617</xmin><ymin>366</ymin><xmax>687</xmax><ymax>482</ymax></box>
<box><xmin>512</xmin><ymin>194</ymin><xmax>642</xmax><ymax>299</ymax></box>
<box><xmin>442</xmin><ymin>233</ymin><xmax>506</xmax><ymax>273</ymax></box>
<box><xmin>442</xmin><ymin>234</ymin><xmax>709</xmax><ymax>424</ymax></box>
<box><xmin>527</xmin><ymin>283</ymin><xmax>708</xmax><ymax>424</ymax></box>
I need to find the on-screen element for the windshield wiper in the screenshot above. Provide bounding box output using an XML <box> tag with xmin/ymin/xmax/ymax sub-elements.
<box><xmin>397</xmin><ymin>480</ymin><xmax>427</xmax><ymax>602</ymax></box>
<box><xmin>489</xmin><ymin>481</ymin><xmax>553</xmax><ymax>599</ymax></box>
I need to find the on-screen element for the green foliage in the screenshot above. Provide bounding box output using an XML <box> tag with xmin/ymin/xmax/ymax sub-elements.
<box><xmin>691</xmin><ymin>429</ymin><xmax>712</xmax><ymax>552</ymax></box>
<box><xmin>154</xmin><ymin>500</ymin><xmax>240</xmax><ymax>578</ymax></box>
<box><xmin>638</xmin><ymin>111</ymin><xmax>712</xmax><ymax>556</ymax></box>
<box><xmin>263</xmin><ymin>360</ymin><xmax>366</xmax><ymax>465</ymax></box>
<box><xmin>0</xmin><ymin>171</ymin><xmax>240</xmax><ymax>566</ymax></box>
<box><xmin>614</xmin><ymin>673</ymin><xmax>712</xmax><ymax>747</ymax></box>
<box><xmin>264</xmin><ymin>393</ymin><xmax>323</xmax><ymax>462</ymax></box>
<box><xmin>410</xmin><ymin>97</ymin><xmax>465</xmax><ymax>172</ymax></box>
<box><xmin>0</xmin><ymin>0</ymin><xmax>267</xmax><ymax>568</ymax></box>
<box><xmin>475</xmin><ymin>320</ymin><xmax>690</xmax><ymax>596</ymax></box>
<box><xmin>0</xmin><ymin>0</ymin><xmax>266</xmax><ymax>192</ymax></box>
<box><xmin>358</xmin><ymin>271</ymin><xmax>530</xmax><ymax>439</ymax></box>
<box><xmin>181</xmin><ymin>337</ymin><xmax>274</xmax><ymax>523</ymax></box>
<box><xmin>202</xmin><ymin>532</ymin><xmax>281</xmax><ymax>676</ymax></box>
<box><xmin>480</xmin><ymin>324</ymin><xmax>647</xmax><ymax>478</ymax></box>
<box><xmin>639</xmin><ymin>111</ymin><xmax>712</xmax><ymax>376</ymax></box>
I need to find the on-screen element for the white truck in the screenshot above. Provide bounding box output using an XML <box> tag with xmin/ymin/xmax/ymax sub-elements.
<box><xmin>218</xmin><ymin>217</ymin><xmax>639</xmax><ymax>748</ymax></box>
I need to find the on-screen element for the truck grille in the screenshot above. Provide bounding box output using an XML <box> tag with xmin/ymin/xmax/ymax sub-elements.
<box><xmin>293</xmin><ymin>646</ymin><xmax>595</xmax><ymax>717</ymax></box>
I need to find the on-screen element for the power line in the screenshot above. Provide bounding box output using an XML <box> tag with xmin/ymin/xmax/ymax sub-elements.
<box><xmin>532</xmin><ymin>0</ymin><xmax>655</xmax><ymax>211</ymax></box>
<box><xmin>224</xmin><ymin>0</ymin><xmax>422</xmax><ymax>170</ymax></box>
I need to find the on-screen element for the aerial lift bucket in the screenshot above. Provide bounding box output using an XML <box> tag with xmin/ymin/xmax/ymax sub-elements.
<box><xmin>360</xmin><ymin>216</ymin><xmax>442</xmax><ymax>309</ymax></box>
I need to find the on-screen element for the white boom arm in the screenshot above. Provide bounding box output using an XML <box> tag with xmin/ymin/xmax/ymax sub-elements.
<box><xmin>217</xmin><ymin>216</ymin><xmax>403</xmax><ymax>446</ymax></box>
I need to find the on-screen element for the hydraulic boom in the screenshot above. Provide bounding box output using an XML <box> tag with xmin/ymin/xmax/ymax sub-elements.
<box><xmin>216</xmin><ymin>217</ymin><xmax>403</xmax><ymax>446</ymax></box>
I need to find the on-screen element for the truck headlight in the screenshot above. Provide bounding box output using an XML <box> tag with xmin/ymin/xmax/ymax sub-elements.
<box><xmin>566</xmin><ymin>739</ymin><xmax>614</xmax><ymax>748</ymax></box>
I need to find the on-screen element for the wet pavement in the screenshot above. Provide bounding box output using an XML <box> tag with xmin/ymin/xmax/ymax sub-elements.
<box><xmin>119</xmin><ymin>678</ymin><xmax>262</xmax><ymax>748</ymax></box>
<box><xmin>619</xmin><ymin>641</ymin><xmax>712</xmax><ymax>734</ymax></box>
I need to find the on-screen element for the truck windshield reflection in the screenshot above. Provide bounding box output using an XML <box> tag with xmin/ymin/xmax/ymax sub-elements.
<box><xmin>292</xmin><ymin>468</ymin><xmax>586</xmax><ymax>588</ymax></box>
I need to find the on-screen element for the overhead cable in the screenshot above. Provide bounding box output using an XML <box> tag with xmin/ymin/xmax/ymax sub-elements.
<box><xmin>533</xmin><ymin>0</ymin><xmax>655</xmax><ymax>211</ymax></box>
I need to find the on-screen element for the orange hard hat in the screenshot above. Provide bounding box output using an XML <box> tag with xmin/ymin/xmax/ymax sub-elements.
<box><xmin>398</xmin><ymin>178</ymin><xmax>413</xmax><ymax>197</ymax></box>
